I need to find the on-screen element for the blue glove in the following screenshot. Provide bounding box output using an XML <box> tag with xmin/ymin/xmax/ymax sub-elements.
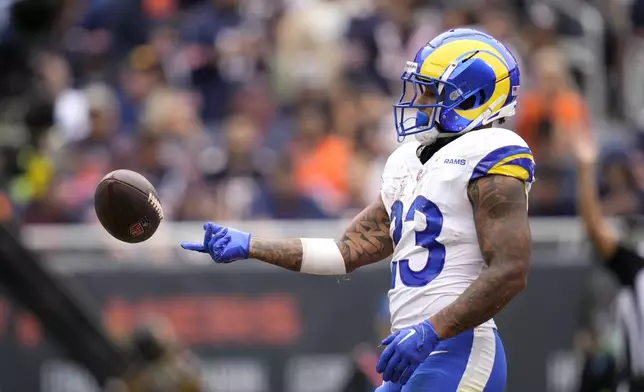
<box><xmin>181</xmin><ymin>222</ymin><xmax>250</xmax><ymax>263</ymax></box>
<box><xmin>376</xmin><ymin>320</ymin><xmax>440</xmax><ymax>385</ymax></box>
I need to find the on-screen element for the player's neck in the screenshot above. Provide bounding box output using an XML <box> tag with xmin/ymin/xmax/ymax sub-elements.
<box><xmin>417</xmin><ymin>137</ymin><xmax>454</xmax><ymax>164</ymax></box>
<box><xmin>417</xmin><ymin>124</ymin><xmax>494</xmax><ymax>164</ymax></box>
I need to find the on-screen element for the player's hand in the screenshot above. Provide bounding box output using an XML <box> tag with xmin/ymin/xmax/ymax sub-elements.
<box><xmin>376</xmin><ymin>320</ymin><xmax>440</xmax><ymax>385</ymax></box>
<box><xmin>180</xmin><ymin>222</ymin><xmax>250</xmax><ymax>263</ymax></box>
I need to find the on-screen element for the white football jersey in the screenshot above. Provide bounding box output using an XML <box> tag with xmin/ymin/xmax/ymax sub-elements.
<box><xmin>380</xmin><ymin>127</ymin><xmax>535</xmax><ymax>332</ymax></box>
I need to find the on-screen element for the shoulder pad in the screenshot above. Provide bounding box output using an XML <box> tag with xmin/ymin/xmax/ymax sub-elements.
<box><xmin>459</xmin><ymin>128</ymin><xmax>535</xmax><ymax>184</ymax></box>
<box><xmin>382</xmin><ymin>141</ymin><xmax>421</xmax><ymax>179</ymax></box>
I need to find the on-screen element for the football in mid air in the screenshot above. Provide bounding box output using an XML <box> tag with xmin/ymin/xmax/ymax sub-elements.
<box><xmin>94</xmin><ymin>169</ymin><xmax>164</xmax><ymax>243</ymax></box>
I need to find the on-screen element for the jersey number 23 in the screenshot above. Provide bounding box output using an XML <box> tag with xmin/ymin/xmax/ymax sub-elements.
<box><xmin>390</xmin><ymin>196</ymin><xmax>445</xmax><ymax>288</ymax></box>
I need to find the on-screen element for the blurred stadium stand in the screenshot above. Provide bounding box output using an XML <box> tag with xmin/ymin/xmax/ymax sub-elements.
<box><xmin>1</xmin><ymin>0</ymin><xmax>644</xmax><ymax>391</ymax></box>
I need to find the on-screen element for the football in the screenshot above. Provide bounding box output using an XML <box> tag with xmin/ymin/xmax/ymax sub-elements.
<box><xmin>94</xmin><ymin>169</ymin><xmax>164</xmax><ymax>243</ymax></box>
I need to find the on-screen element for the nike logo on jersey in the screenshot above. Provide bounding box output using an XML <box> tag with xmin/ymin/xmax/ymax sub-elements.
<box><xmin>443</xmin><ymin>158</ymin><xmax>466</xmax><ymax>165</ymax></box>
<box><xmin>398</xmin><ymin>329</ymin><xmax>416</xmax><ymax>345</ymax></box>
<box><xmin>429</xmin><ymin>350</ymin><xmax>448</xmax><ymax>356</ymax></box>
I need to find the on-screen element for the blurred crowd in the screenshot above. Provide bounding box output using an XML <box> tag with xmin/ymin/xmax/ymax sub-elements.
<box><xmin>2</xmin><ymin>0</ymin><xmax>644</xmax><ymax>225</ymax></box>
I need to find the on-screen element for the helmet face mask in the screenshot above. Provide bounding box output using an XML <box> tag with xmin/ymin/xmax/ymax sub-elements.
<box><xmin>392</xmin><ymin>29</ymin><xmax>521</xmax><ymax>145</ymax></box>
<box><xmin>394</xmin><ymin>62</ymin><xmax>493</xmax><ymax>142</ymax></box>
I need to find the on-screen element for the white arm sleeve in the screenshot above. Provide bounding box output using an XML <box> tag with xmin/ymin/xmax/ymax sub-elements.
<box><xmin>300</xmin><ymin>238</ymin><xmax>347</xmax><ymax>275</ymax></box>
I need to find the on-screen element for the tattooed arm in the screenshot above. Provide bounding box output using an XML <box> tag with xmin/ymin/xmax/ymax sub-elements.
<box><xmin>428</xmin><ymin>175</ymin><xmax>531</xmax><ymax>339</ymax></box>
<box><xmin>248</xmin><ymin>196</ymin><xmax>394</xmax><ymax>273</ymax></box>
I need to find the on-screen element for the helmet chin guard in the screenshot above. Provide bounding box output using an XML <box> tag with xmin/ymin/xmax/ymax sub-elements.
<box><xmin>412</xmin><ymin>111</ymin><xmax>438</xmax><ymax>145</ymax></box>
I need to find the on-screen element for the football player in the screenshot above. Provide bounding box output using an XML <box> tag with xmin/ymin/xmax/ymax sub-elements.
<box><xmin>181</xmin><ymin>28</ymin><xmax>534</xmax><ymax>391</ymax></box>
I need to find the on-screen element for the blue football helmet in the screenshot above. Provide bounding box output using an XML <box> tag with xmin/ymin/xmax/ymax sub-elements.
<box><xmin>394</xmin><ymin>28</ymin><xmax>521</xmax><ymax>145</ymax></box>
